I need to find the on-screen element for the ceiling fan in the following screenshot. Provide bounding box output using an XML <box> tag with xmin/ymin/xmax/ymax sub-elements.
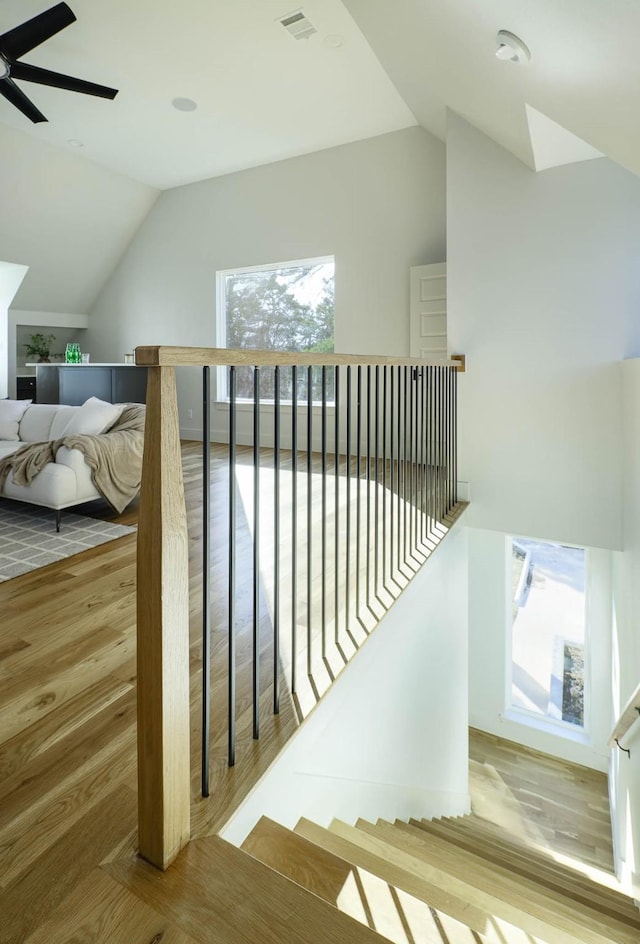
<box><xmin>0</xmin><ymin>2</ymin><xmax>118</xmax><ymax>123</ymax></box>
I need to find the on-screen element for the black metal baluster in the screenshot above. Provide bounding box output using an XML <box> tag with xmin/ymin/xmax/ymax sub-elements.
<box><xmin>321</xmin><ymin>365</ymin><xmax>327</xmax><ymax>659</ymax></box>
<box><xmin>396</xmin><ymin>365</ymin><xmax>402</xmax><ymax>573</ymax></box>
<box><xmin>421</xmin><ymin>366</ymin><xmax>426</xmax><ymax>545</ymax></box>
<box><xmin>345</xmin><ymin>366</ymin><xmax>352</xmax><ymax>635</ymax></box>
<box><xmin>382</xmin><ymin>365</ymin><xmax>387</xmax><ymax>590</ymax></box>
<box><xmin>202</xmin><ymin>366</ymin><xmax>211</xmax><ymax>797</ymax></box>
<box><xmin>417</xmin><ymin>366</ymin><xmax>423</xmax><ymax>547</ymax></box>
<box><xmin>403</xmin><ymin>366</ymin><xmax>408</xmax><ymax>565</ymax></box>
<box><xmin>414</xmin><ymin>366</ymin><xmax>420</xmax><ymax>550</ymax></box>
<box><xmin>374</xmin><ymin>365</ymin><xmax>380</xmax><ymax>596</ymax></box>
<box><xmin>453</xmin><ymin>366</ymin><xmax>458</xmax><ymax>506</ymax></box>
<box><xmin>409</xmin><ymin>366</ymin><xmax>414</xmax><ymax>555</ymax></box>
<box><xmin>252</xmin><ymin>367</ymin><xmax>260</xmax><ymax>740</ymax></box>
<box><xmin>429</xmin><ymin>366</ymin><xmax>435</xmax><ymax>534</ymax></box>
<box><xmin>307</xmin><ymin>365</ymin><xmax>313</xmax><ymax>676</ymax></box>
<box><xmin>334</xmin><ymin>365</ymin><xmax>340</xmax><ymax>645</ymax></box>
<box><xmin>436</xmin><ymin>367</ymin><xmax>442</xmax><ymax>523</ymax></box>
<box><xmin>389</xmin><ymin>366</ymin><xmax>395</xmax><ymax>581</ymax></box>
<box><xmin>291</xmin><ymin>365</ymin><xmax>298</xmax><ymax>694</ymax></box>
<box><xmin>228</xmin><ymin>366</ymin><xmax>237</xmax><ymax>767</ymax></box>
<box><xmin>447</xmin><ymin>367</ymin><xmax>452</xmax><ymax>514</ymax></box>
<box><xmin>366</xmin><ymin>365</ymin><xmax>371</xmax><ymax>607</ymax></box>
<box><xmin>273</xmin><ymin>365</ymin><xmax>281</xmax><ymax>714</ymax></box>
<box><xmin>356</xmin><ymin>366</ymin><xmax>362</xmax><ymax>619</ymax></box>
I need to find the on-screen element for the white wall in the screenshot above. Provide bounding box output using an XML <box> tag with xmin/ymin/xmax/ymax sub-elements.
<box><xmin>7</xmin><ymin>310</ymin><xmax>89</xmax><ymax>399</ymax></box>
<box><xmin>0</xmin><ymin>123</ymin><xmax>157</xmax><ymax>314</ymax></box>
<box><xmin>85</xmin><ymin>126</ymin><xmax>446</xmax><ymax>437</ymax></box>
<box><xmin>0</xmin><ymin>262</ymin><xmax>28</xmax><ymax>398</ymax></box>
<box><xmin>610</xmin><ymin>358</ymin><xmax>640</xmax><ymax>896</ymax></box>
<box><xmin>222</xmin><ymin>523</ymin><xmax>469</xmax><ymax>845</ymax></box>
<box><xmin>468</xmin><ymin>527</ymin><xmax>612</xmax><ymax>771</ymax></box>
<box><xmin>447</xmin><ymin>112</ymin><xmax>640</xmax><ymax>552</ymax></box>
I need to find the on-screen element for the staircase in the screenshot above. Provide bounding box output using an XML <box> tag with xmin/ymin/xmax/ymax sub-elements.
<box><xmin>241</xmin><ymin>813</ymin><xmax>640</xmax><ymax>944</ymax></box>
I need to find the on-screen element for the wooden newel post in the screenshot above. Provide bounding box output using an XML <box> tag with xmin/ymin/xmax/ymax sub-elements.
<box><xmin>137</xmin><ymin>366</ymin><xmax>191</xmax><ymax>869</ymax></box>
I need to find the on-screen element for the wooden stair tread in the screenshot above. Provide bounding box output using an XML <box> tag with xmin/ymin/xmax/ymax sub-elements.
<box><xmin>411</xmin><ymin>816</ymin><xmax>640</xmax><ymax>924</ymax></box>
<box><xmin>294</xmin><ymin>816</ymin><xmax>490</xmax><ymax>935</ymax></box>
<box><xmin>330</xmin><ymin>818</ymin><xmax>632</xmax><ymax>944</ymax></box>
<box><xmin>104</xmin><ymin>832</ymin><xmax>382</xmax><ymax>944</ymax></box>
<box><xmin>244</xmin><ymin>816</ymin><xmax>488</xmax><ymax>944</ymax></box>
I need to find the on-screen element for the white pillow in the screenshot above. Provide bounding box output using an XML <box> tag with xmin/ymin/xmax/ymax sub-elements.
<box><xmin>0</xmin><ymin>399</ymin><xmax>32</xmax><ymax>441</ymax></box>
<box><xmin>62</xmin><ymin>397</ymin><xmax>124</xmax><ymax>436</ymax></box>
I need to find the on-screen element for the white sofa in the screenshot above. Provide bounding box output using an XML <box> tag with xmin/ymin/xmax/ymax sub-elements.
<box><xmin>0</xmin><ymin>398</ymin><xmax>127</xmax><ymax>528</ymax></box>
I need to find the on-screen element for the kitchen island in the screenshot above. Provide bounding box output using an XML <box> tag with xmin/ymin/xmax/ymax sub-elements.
<box><xmin>32</xmin><ymin>363</ymin><xmax>148</xmax><ymax>405</ymax></box>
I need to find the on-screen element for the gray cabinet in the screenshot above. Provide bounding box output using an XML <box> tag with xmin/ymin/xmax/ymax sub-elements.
<box><xmin>35</xmin><ymin>365</ymin><xmax>148</xmax><ymax>405</ymax></box>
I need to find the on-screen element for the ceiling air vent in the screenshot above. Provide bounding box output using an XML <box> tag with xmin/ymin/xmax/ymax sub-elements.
<box><xmin>278</xmin><ymin>10</ymin><xmax>317</xmax><ymax>41</ymax></box>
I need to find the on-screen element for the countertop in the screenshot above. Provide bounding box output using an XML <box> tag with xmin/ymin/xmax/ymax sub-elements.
<box><xmin>26</xmin><ymin>362</ymin><xmax>138</xmax><ymax>367</ymax></box>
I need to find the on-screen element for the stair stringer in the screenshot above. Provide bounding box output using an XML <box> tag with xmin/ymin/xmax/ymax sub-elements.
<box><xmin>222</xmin><ymin>521</ymin><xmax>470</xmax><ymax>846</ymax></box>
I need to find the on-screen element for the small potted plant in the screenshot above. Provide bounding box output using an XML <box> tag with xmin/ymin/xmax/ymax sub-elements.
<box><xmin>24</xmin><ymin>333</ymin><xmax>56</xmax><ymax>363</ymax></box>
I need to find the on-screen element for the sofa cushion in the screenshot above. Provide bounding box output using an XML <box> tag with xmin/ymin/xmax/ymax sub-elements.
<box><xmin>62</xmin><ymin>397</ymin><xmax>124</xmax><ymax>436</ymax></box>
<box><xmin>0</xmin><ymin>399</ymin><xmax>31</xmax><ymax>441</ymax></box>
<box><xmin>49</xmin><ymin>406</ymin><xmax>79</xmax><ymax>440</ymax></box>
<box><xmin>18</xmin><ymin>404</ymin><xmax>72</xmax><ymax>442</ymax></box>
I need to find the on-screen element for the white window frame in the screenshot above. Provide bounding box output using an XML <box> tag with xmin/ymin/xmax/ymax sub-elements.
<box><xmin>504</xmin><ymin>535</ymin><xmax>591</xmax><ymax>742</ymax></box>
<box><xmin>215</xmin><ymin>254</ymin><xmax>335</xmax><ymax>404</ymax></box>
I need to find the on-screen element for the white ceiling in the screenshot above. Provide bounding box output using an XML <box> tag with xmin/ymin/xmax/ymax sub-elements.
<box><xmin>1</xmin><ymin>0</ymin><xmax>639</xmax><ymax>192</ymax></box>
<box><xmin>0</xmin><ymin>0</ymin><xmax>416</xmax><ymax>189</ymax></box>
<box><xmin>343</xmin><ymin>0</ymin><xmax>640</xmax><ymax>178</ymax></box>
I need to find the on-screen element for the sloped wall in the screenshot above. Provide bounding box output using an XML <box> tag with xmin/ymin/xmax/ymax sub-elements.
<box><xmin>0</xmin><ymin>123</ymin><xmax>157</xmax><ymax>314</ymax></box>
<box><xmin>222</xmin><ymin>524</ymin><xmax>469</xmax><ymax>845</ymax></box>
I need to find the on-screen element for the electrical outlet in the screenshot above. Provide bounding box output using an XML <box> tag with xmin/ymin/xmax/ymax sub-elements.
<box><xmin>187</xmin><ymin>409</ymin><xmax>193</xmax><ymax>420</ymax></box>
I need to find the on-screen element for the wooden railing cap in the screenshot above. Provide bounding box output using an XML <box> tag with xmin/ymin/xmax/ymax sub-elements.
<box><xmin>135</xmin><ymin>345</ymin><xmax>466</xmax><ymax>371</ymax></box>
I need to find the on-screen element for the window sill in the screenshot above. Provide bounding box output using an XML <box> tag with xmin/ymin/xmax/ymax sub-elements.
<box><xmin>501</xmin><ymin>707</ymin><xmax>591</xmax><ymax>746</ymax></box>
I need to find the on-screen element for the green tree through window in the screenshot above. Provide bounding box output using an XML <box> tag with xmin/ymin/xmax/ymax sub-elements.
<box><xmin>218</xmin><ymin>258</ymin><xmax>335</xmax><ymax>401</ymax></box>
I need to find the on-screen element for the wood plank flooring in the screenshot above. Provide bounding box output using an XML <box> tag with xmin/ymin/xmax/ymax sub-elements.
<box><xmin>0</xmin><ymin>441</ymin><xmax>464</xmax><ymax>941</ymax></box>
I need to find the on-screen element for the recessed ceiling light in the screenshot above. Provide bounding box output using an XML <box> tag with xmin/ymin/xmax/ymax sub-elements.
<box><xmin>496</xmin><ymin>30</ymin><xmax>531</xmax><ymax>64</ymax></box>
<box><xmin>172</xmin><ymin>97</ymin><xmax>198</xmax><ymax>112</ymax></box>
<box><xmin>67</xmin><ymin>139</ymin><xmax>84</xmax><ymax>147</ymax></box>
<box><xmin>324</xmin><ymin>34</ymin><xmax>343</xmax><ymax>49</ymax></box>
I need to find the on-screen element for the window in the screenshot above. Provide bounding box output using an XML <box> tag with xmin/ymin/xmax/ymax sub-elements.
<box><xmin>216</xmin><ymin>256</ymin><xmax>334</xmax><ymax>401</ymax></box>
<box><xmin>508</xmin><ymin>537</ymin><xmax>587</xmax><ymax>731</ymax></box>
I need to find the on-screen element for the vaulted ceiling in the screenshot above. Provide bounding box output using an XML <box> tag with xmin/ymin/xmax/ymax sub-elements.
<box><xmin>1</xmin><ymin>0</ymin><xmax>637</xmax><ymax>190</ymax></box>
<box><xmin>2</xmin><ymin>0</ymin><xmax>638</xmax><ymax>313</ymax></box>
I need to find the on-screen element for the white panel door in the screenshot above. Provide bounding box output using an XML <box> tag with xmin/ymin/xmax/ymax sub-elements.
<box><xmin>410</xmin><ymin>262</ymin><xmax>446</xmax><ymax>358</ymax></box>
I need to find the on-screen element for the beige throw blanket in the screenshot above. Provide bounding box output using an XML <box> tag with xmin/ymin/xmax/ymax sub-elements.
<box><xmin>0</xmin><ymin>404</ymin><xmax>145</xmax><ymax>514</ymax></box>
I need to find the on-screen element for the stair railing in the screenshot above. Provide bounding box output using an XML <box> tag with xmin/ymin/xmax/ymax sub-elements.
<box><xmin>134</xmin><ymin>345</ymin><xmax>465</xmax><ymax>870</ymax></box>
<box><xmin>610</xmin><ymin>680</ymin><xmax>640</xmax><ymax>757</ymax></box>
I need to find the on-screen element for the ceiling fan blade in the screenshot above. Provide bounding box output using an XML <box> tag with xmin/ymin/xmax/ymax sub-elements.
<box><xmin>11</xmin><ymin>62</ymin><xmax>118</xmax><ymax>99</ymax></box>
<box><xmin>0</xmin><ymin>3</ymin><xmax>75</xmax><ymax>61</ymax></box>
<box><xmin>0</xmin><ymin>77</ymin><xmax>46</xmax><ymax>122</ymax></box>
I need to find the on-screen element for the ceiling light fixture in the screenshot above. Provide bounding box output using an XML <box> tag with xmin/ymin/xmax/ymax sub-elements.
<box><xmin>172</xmin><ymin>97</ymin><xmax>198</xmax><ymax>112</ymax></box>
<box><xmin>67</xmin><ymin>138</ymin><xmax>83</xmax><ymax>147</ymax></box>
<box><xmin>0</xmin><ymin>54</ymin><xmax>9</xmax><ymax>79</ymax></box>
<box><xmin>496</xmin><ymin>30</ymin><xmax>530</xmax><ymax>64</ymax></box>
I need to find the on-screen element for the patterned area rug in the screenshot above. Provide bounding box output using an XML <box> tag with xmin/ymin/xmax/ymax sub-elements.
<box><xmin>0</xmin><ymin>502</ymin><xmax>135</xmax><ymax>583</ymax></box>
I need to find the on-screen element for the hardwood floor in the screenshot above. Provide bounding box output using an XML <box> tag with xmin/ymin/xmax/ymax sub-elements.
<box><xmin>0</xmin><ymin>441</ymin><xmax>463</xmax><ymax>941</ymax></box>
<box><xmin>468</xmin><ymin>727</ymin><xmax>615</xmax><ymax>873</ymax></box>
<box><xmin>0</xmin><ymin>440</ymin><xmax>611</xmax><ymax>942</ymax></box>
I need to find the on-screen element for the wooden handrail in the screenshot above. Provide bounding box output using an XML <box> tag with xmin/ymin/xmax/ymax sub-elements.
<box><xmin>609</xmin><ymin>680</ymin><xmax>640</xmax><ymax>748</ymax></box>
<box><xmin>135</xmin><ymin>345</ymin><xmax>466</xmax><ymax>371</ymax></box>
